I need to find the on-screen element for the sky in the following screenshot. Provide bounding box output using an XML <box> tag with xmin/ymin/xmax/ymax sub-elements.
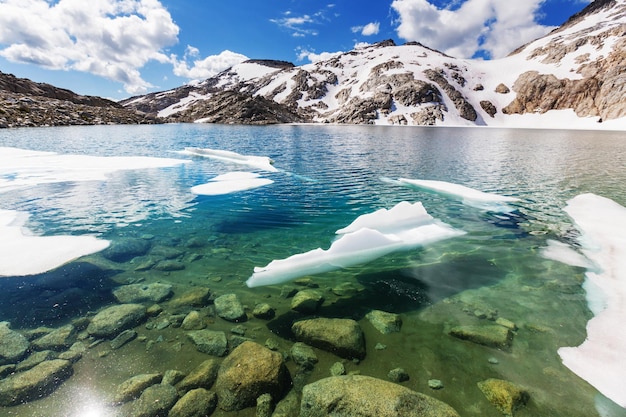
<box><xmin>0</xmin><ymin>0</ymin><xmax>592</xmax><ymax>101</ymax></box>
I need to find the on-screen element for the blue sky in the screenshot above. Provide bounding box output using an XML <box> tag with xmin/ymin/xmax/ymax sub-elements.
<box><xmin>0</xmin><ymin>0</ymin><xmax>591</xmax><ymax>100</ymax></box>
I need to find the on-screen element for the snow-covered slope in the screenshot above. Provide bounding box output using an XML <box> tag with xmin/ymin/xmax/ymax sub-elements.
<box><xmin>122</xmin><ymin>0</ymin><xmax>626</xmax><ymax>129</ymax></box>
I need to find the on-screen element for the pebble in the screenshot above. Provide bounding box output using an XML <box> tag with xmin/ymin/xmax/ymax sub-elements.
<box><xmin>428</xmin><ymin>379</ymin><xmax>444</xmax><ymax>390</ymax></box>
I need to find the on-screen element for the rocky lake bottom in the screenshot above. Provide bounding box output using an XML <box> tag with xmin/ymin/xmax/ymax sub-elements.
<box><xmin>0</xmin><ymin>231</ymin><xmax>616</xmax><ymax>417</ymax></box>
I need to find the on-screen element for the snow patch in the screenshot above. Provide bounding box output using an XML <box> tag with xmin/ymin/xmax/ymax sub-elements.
<box><xmin>191</xmin><ymin>172</ymin><xmax>273</xmax><ymax>196</ymax></box>
<box><xmin>179</xmin><ymin>147</ymin><xmax>278</xmax><ymax>172</ymax></box>
<box><xmin>557</xmin><ymin>193</ymin><xmax>626</xmax><ymax>408</ymax></box>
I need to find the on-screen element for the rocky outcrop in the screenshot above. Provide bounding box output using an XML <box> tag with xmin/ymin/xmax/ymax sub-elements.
<box><xmin>300</xmin><ymin>375</ymin><xmax>460</xmax><ymax>417</ymax></box>
<box><xmin>424</xmin><ymin>68</ymin><xmax>477</xmax><ymax>121</ymax></box>
<box><xmin>166</xmin><ymin>90</ymin><xmax>308</xmax><ymax>125</ymax></box>
<box><xmin>0</xmin><ymin>72</ymin><xmax>158</xmax><ymax>128</ymax></box>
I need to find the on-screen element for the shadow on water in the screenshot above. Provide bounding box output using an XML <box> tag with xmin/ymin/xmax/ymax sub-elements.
<box><xmin>0</xmin><ymin>262</ymin><xmax>119</xmax><ymax>328</ymax></box>
<box><xmin>266</xmin><ymin>254</ymin><xmax>506</xmax><ymax>340</ymax></box>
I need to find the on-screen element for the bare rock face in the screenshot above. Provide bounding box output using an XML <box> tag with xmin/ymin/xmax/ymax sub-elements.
<box><xmin>300</xmin><ymin>375</ymin><xmax>460</xmax><ymax>417</ymax></box>
<box><xmin>424</xmin><ymin>68</ymin><xmax>477</xmax><ymax>121</ymax></box>
<box><xmin>214</xmin><ymin>341</ymin><xmax>290</xmax><ymax>411</ymax></box>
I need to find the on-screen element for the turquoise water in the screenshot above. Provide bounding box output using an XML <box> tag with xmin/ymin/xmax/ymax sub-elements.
<box><xmin>0</xmin><ymin>124</ymin><xmax>625</xmax><ymax>416</ymax></box>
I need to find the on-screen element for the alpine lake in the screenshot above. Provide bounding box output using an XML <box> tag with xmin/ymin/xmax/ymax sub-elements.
<box><xmin>0</xmin><ymin>123</ymin><xmax>625</xmax><ymax>417</ymax></box>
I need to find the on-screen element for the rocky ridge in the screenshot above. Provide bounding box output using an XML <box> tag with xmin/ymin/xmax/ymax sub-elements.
<box><xmin>0</xmin><ymin>72</ymin><xmax>159</xmax><ymax>128</ymax></box>
<box><xmin>121</xmin><ymin>0</ymin><xmax>626</xmax><ymax>127</ymax></box>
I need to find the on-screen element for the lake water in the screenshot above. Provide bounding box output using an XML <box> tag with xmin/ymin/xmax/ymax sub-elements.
<box><xmin>0</xmin><ymin>124</ymin><xmax>625</xmax><ymax>416</ymax></box>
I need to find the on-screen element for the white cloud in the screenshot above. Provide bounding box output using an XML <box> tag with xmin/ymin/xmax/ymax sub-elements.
<box><xmin>296</xmin><ymin>47</ymin><xmax>342</xmax><ymax>63</ymax></box>
<box><xmin>0</xmin><ymin>0</ymin><xmax>179</xmax><ymax>94</ymax></box>
<box><xmin>271</xmin><ymin>4</ymin><xmax>336</xmax><ymax>37</ymax></box>
<box><xmin>391</xmin><ymin>0</ymin><xmax>556</xmax><ymax>59</ymax></box>
<box><xmin>361</xmin><ymin>22</ymin><xmax>381</xmax><ymax>36</ymax></box>
<box><xmin>172</xmin><ymin>49</ymin><xmax>249</xmax><ymax>81</ymax></box>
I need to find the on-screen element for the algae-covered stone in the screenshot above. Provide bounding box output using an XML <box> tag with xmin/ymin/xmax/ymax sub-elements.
<box><xmin>131</xmin><ymin>383</ymin><xmax>178</xmax><ymax>417</ymax></box>
<box><xmin>32</xmin><ymin>324</ymin><xmax>76</xmax><ymax>351</ymax></box>
<box><xmin>252</xmin><ymin>303</ymin><xmax>275</xmax><ymax>319</ymax></box>
<box><xmin>215</xmin><ymin>341</ymin><xmax>290</xmax><ymax>411</ymax></box>
<box><xmin>110</xmin><ymin>329</ymin><xmax>137</xmax><ymax>349</ymax></box>
<box><xmin>87</xmin><ymin>304</ymin><xmax>147</xmax><ymax>338</ymax></box>
<box><xmin>113</xmin><ymin>373</ymin><xmax>162</xmax><ymax>403</ymax></box>
<box><xmin>300</xmin><ymin>375</ymin><xmax>460</xmax><ymax>417</ymax></box>
<box><xmin>0</xmin><ymin>321</ymin><xmax>29</xmax><ymax>365</ymax></box>
<box><xmin>0</xmin><ymin>359</ymin><xmax>73</xmax><ymax>406</ymax></box>
<box><xmin>256</xmin><ymin>393</ymin><xmax>273</xmax><ymax>417</ymax></box>
<box><xmin>291</xmin><ymin>289</ymin><xmax>324</xmax><ymax>313</ymax></box>
<box><xmin>477</xmin><ymin>378</ymin><xmax>529</xmax><ymax>416</ymax></box>
<box><xmin>290</xmin><ymin>342</ymin><xmax>318</xmax><ymax>370</ymax></box>
<box><xmin>187</xmin><ymin>330</ymin><xmax>228</xmax><ymax>356</ymax></box>
<box><xmin>181</xmin><ymin>311</ymin><xmax>206</xmax><ymax>330</ymax></box>
<box><xmin>292</xmin><ymin>318</ymin><xmax>365</xmax><ymax>359</ymax></box>
<box><xmin>15</xmin><ymin>350</ymin><xmax>57</xmax><ymax>372</ymax></box>
<box><xmin>168</xmin><ymin>388</ymin><xmax>217</xmax><ymax>417</ymax></box>
<box><xmin>113</xmin><ymin>283</ymin><xmax>173</xmax><ymax>304</ymax></box>
<box><xmin>449</xmin><ymin>325</ymin><xmax>513</xmax><ymax>349</ymax></box>
<box><xmin>177</xmin><ymin>358</ymin><xmax>220</xmax><ymax>393</ymax></box>
<box><xmin>214</xmin><ymin>293</ymin><xmax>247</xmax><ymax>322</ymax></box>
<box><xmin>170</xmin><ymin>287</ymin><xmax>211</xmax><ymax>308</ymax></box>
<box><xmin>388</xmin><ymin>367</ymin><xmax>409</xmax><ymax>383</ymax></box>
<box><xmin>366</xmin><ymin>310</ymin><xmax>402</xmax><ymax>334</ymax></box>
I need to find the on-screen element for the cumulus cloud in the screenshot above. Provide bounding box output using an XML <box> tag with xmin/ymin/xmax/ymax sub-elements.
<box><xmin>352</xmin><ymin>22</ymin><xmax>381</xmax><ymax>36</ymax></box>
<box><xmin>172</xmin><ymin>48</ymin><xmax>249</xmax><ymax>81</ymax></box>
<box><xmin>391</xmin><ymin>0</ymin><xmax>557</xmax><ymax>59</ymax></box>
<box><xmin>296</xmin><ymin>47</ymin><xmax>343</xmax><ymax>63</ymax></box>
<box><xmin>271</xmin><ymin>4</ymin><xmax>337</xmax><ymax>37</ymax></box>
<box><xmin>0</xmin><ymin>0</ymin><xmax>179</xmax><ymax>94</ymax></box>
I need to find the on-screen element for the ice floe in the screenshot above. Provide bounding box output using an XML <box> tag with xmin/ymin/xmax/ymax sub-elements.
<box><xmin>191</xmin><ymin>172</ymin><xmax>274</xmax><ymax>196</ymax></box>
<box><xmin>0</xmin><ymin>209</ymin><xmax>110</xmax><ymax>277</ymax></box>
<box><xmin>246</xmin><ymin>201</ymin><xmax>465</xmax><ymax>287</ymax></box>
<box><xmin>540</xmin><ymin>239</ymin><xmax>594</xmax><ymax>269</ymax></box>
<box><xmin>179</xmin><ymin>147</ymin><xmax>278</xmax><ymax>172</ymax></box>
<box><xmin>0</xmin><ymin>146</ymin><xmax>189</xmax><ymax>194</ymax></box>
<box><xmin>394</xmin><ymin>178</ymin><xmax>519</xmax><ymax>212</ymax></box>
<box><xmin>557</xmin><ymin>193</ymin><xmax>626</xmax><ymax>408</ymax></box>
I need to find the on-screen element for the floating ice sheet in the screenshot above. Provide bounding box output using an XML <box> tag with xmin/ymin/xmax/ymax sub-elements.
<box><xmin>0</xmin><ymin>146</ymin><xmax>189</xmax><ymax>194</ymax></box>
<box><xmin>0</xmin><ymin>209</ymin><xmax>110</xmax><ymax>277</ymax></box>
<box><xmin>246</xmin><ymin>201</ymin><xmax>464</xmax><ymax>287</ymax></box>
<box><xmin>191</xmin><ymin>172</ymin><xmax>274</xmax><ymax>195</ymax></box>
<box><xmin>540</xmin><ymin>239</ymin><xmax>594</xmax><ymax>269</ymax></box>
<box><xmin>394</xmin><ymin>178</ymin><xmax>519</xmax><ymax>212</ymax></box>
<box><xmin>180</xmin><ymin>147</ymin><xmax>278</xmax><ymax>172</ymax></box>
<box><xmin>557</xmin><ymin>193</ymin><xmax>626</xmax><ymax>408</ymax></box>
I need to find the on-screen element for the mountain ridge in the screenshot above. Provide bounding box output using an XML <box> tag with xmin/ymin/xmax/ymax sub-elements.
<box><xmin>121</xmin><ymin>0</ymin><xmax>626</xmax><ymax>129</ymax></box>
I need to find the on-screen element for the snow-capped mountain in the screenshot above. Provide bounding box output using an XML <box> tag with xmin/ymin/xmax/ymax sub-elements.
<box><xmin>122</xmin><ymin>0</ymin><xmax>626</xmax><ymax>129</ymax></box>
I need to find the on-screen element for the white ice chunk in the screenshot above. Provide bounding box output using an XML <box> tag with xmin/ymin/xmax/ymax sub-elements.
<box><xmin>540</xmin><ymin>239</ymin><xmax>594</xmax><ymax>269</ymax></box>
<box><xmin>246</xmin><ymin>201</ymin><xmax>465</xmax><ymax>287</ymax></box>
<box><xmin>557</xmin><ymin>193</ymin><xmax>626</xmax><ymax>408</ymax></box>
<box><xmin>191</xmin><ymin>172</ymin><xmax>273</xmax><ymax>195</ymax></box>
<box><xmin>0</xmin><ymin>210</ymin><xmax>110</xmax><ymax>277</ymax></box>
<box><xmin>179</xmin><ymin>147</ymin><xmax>278</xmax><ymax>172</ymax></box>
<box><xmin>0</xmin><ymin>146</ymin><xmax>189</xmax><ymax>194</ymax></box>
<box><xmin>396</xmin><ymin>178</ymin><xmax>518</xmax><ymax>212</ymax></box>
<box><xmin>336</xmin><ymin>201</ymin><xmax>434</xmax><ymax>235</ymax></box>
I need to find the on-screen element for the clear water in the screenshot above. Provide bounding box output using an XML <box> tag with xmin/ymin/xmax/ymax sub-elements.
<box><xmin>0</xmin><ymin>124</ymin><xmax>625</xmax><ymax>416</ymax></box>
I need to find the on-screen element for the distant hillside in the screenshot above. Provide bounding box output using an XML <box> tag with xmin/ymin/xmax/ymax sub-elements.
<box><xmin>122</xmin><ymin>0</ymin><xmax>626</xmax><ymax>129</ymax></box>
<box><xmin>0</xmin><ymin>71</ymin><xmax>159</xmax><ymax>128</ymax></box>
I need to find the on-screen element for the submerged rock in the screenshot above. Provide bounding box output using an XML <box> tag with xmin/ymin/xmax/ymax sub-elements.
<box><xmin>112</xmin><ymin>283</ymin><xmax>173</xmax><ymax>304</ymax></box>
<box><xmin>292</xmin><ymin>318</ymin><xmax>366</xmax><ymax>360</ymax></box>
<box><xmin>214</xmin><ymin>293</ymin><xmax>246</xmax><ymax>322</ymax></box>
<box><xmin>87</xmin><ymin>304</ymin><xmax>147</xmax><ymax>338</ymax></box>
<box><xmin>366</xmin><ymin>310</ymin><xmax>402</xmax><ymax>334</ymax></box>
<box><xmin>110</xmin><ymin>329</ymin><xmax>137</xmax><ymax>350</ymax></box>
<box><xmin>0</xmin><ymin>359</ymin><xmax>73</xmax><ymax>406</ymax></box>
<box><xmin>169</xmin><ymin>287</ymin><xmax>212</xmax><ymax>308</ymax></box>
<box><xmin>187</xmin><ymin>330</ymin><xmax>228</xmax><ymax>356</ymax></box>
<box><xmin>102</xmin><ymin>238</ymin><xmax>151</xmax><ymax>262</ymax></box>
<box><xmin>32</xmin><ymin>324</ymin><xmax>76</xmax><ymax>351</ymax></box>
<box><xmin>290</xmin><ymin>342</ymin><xmax>319</xmax><ymax>370</ymax></box>
<box><xmin>113</xmin><ymin>373</ymin><xmax>162</xmax><ymax>404</ymax></box>
<box><xmin>449</xmin><ymin>325</ymin><xmax>513</xmax><ymax>349</ymax></box>
<box><xmin>181</xmin><ymin>310</ymin><xmax>206</xmax><ymax>330</ymax></box>
<box><xmin>169</xmin><ymin>388</ymin><xmax>217</xmax><ymax>417</ymax></box>
<box><xmin>300</xmin><ymin>375</ymin><xmax>460</xmax><ymax>417</ymax></box>
<box><xmin>131</xmin><ymin>383</ymin><xmax>178</xmax><ymax>417</ymax></box>
<box><xmin>291</xmin><ymin>289</ymin><xmax>324</xmax><ymax>313</ymax></box>
<box><xmin>0</xmin><ymin>321</ymin><xmax>29</xmax><ymax>365</ymax></box>
<box><xmin>15</xmin><ymin>350</ymin><xmax>57</xmax><ymax>372</ymax></box>
<box><xmin>177</xmin><ymin>358</ymin><xmax>220</xmax><ymax>393</ymax></box>
<box><xmin>477</xmin><ymin>378</ymin><xmax>529</xmax><ymax>416</ymax></box>
<box><xmin>252</xmin><ymin>303</ymin><xmax>275</xmax><ymax>319</ymax></box>
<box><xmin>215</xmin><ymin>341</ymin><xmax>290</xmax><ymax>411</ymax></box>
